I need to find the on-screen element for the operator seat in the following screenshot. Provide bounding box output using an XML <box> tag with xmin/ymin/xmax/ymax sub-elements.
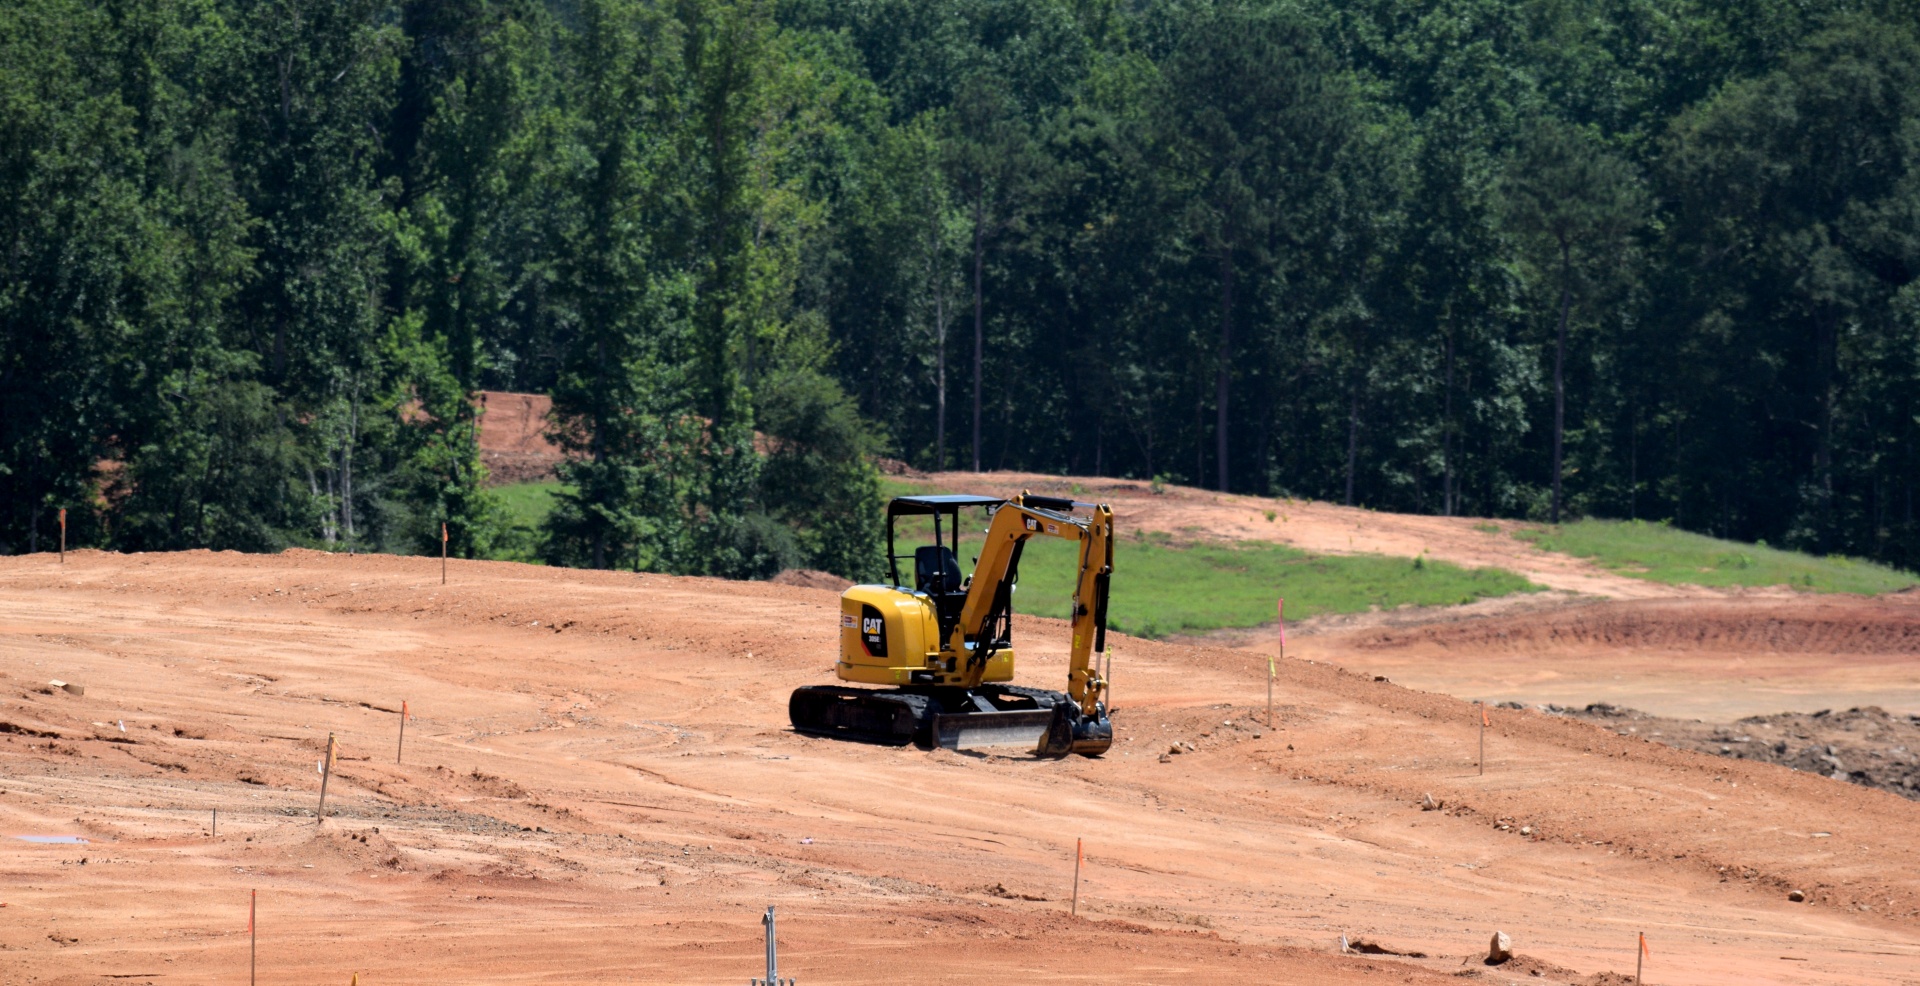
<box><xmin>915</xmin><ymin>544</ymin><xmax>968</xmax><ymax>645</ymax></box>
<box><xmin>914</xmin><ymin>545</ymin><xmax>964</xmax><ymax>595</ymax></box>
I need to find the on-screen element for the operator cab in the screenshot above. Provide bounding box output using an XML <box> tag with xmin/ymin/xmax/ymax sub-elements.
<box><xmin>886</xmin><ymin>495</ymin><xmax>1007</xmax><ymax>646</ymax></box>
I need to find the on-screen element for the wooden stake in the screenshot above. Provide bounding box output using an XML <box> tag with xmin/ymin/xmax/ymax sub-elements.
<box><xmin>1479</xmin><ymin>702</ymin><xmax>1487</xmax><ymax>776</ymax></box>
<box><xmin>396</xmin><ymin>700</ymin><xmax>408</xmax><ymax>764</ymax></box>
<box><xmin>1071</xmin><ymin>838</ymin><xmax>1082</xmax><ymax>916</ymax></box>
<box><xmin>58</xmin><ymin>508</ymin><xmax>66</xmax><ymax>563</ymax></box>
<box><xmin>212</xmin><ymin>808</ymin><xmax>217</xmax><ymax>837</ymax></box>
<box><xmin>249</xmin><ymin>889</ymin><xmax>256</xmax><ymax>986</ymax></box>
<box><xmin>1270</xmin><ymin>598</ymin><xmax>1285</xmax><ymax>727</ymax></box>
<box><xmin>1635</xmin><ymin>931</ymin><xmax>1644</xmax><ymax>984</ymax></box>
<box><xmin>441</xmin><ymin>522</ymin><xmax>448</xmax><ymax>585</ymax></box>
<box><xmin>316</xmin><ymin>733</ymin><xmax>336</xmax><ymax>825</ymax></box>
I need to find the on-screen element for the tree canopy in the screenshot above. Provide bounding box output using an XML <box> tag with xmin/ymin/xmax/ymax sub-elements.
<box><xmin>5</xmin><ymin>0</ymin><xmax>1919</xmax><ymax>575</ymax></box>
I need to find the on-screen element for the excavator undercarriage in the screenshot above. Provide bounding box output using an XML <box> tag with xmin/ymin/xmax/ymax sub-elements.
<box><xmin>788</xmin><ymin>683</ymin><xmax>1105</xmax><ymax>757</ymax></box>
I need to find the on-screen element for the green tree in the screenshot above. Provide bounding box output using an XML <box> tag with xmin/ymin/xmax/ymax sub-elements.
<box><xmin>1156</xmin><ymin>2</ymin><xmax>1360</xmax><ymax>493</ymax></box>
<box><xmin>1662</xmin><ymin>17</ymin><xmax>1920</xmax><ymax>551</ymax></box>
<box><xmin>1501</xmin><ymin>117</ymin><xmax>1645</xmax><ymax>523</ymax></box>
<box><xmin>544</xmin><ymin>0</ymin><xmax>694</xmax><ymax>571</ymax></box>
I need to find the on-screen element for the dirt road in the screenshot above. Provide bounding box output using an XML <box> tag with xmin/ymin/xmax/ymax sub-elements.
<box><xmin>2</xmin><ymin>550</ymin><xmax>1917</xmax><ymax>985</ymax></box>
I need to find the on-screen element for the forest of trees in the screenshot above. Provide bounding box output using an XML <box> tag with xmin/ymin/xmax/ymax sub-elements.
<box><xmin>5</xmin><ymin>0</ymin><xmax>1920</xmax><ymax>578</ymax></box>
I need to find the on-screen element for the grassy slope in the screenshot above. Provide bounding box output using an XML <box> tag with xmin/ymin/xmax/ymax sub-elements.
<box><xmin>1514</xmin><ymin>519</ymin><xmax>1917</xmax><ymax>594</ymax></box>
<box><xmin>497</xmin><ymin>478</ymin><xmax>1915</xmax><ymax>635</ymax></box>
<box><xmin>1013</xmin><ymin>533</ymin><xmax>1537</xmax><ymax>638</ymax></box>
<box><xmin>888</xmin><ymin>500</ymin><xmax>1537</xmax><ymax>637</ymax></box>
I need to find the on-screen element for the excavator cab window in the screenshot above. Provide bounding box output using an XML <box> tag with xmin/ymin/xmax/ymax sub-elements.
<box><xmin>886</xmin><ymin>494</ymin><xmax>1005</xmax><ymax>650</ymax></box>
<box><xmin>913</xmin><ymin>545</ymin><xmax>964</xmax><ymax>595</ymax></box>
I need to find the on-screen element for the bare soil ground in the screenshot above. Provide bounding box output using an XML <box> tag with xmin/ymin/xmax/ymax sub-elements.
<box><xmin>3</xmin><ymin>550</ymin><xmax>1918</xmax><ymax>986</ymax></box>
<box><xmin>1286</xmin><ymin>595</ymin><xmax>1920</xmax><ymax>723</ymax></box>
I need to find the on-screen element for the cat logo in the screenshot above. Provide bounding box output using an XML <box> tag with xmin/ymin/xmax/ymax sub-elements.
<box><xmin>860</xmin><ymin>604</ymin><xmax>888</xmax><ymax>657</ymax></box>
<box><xmin>1024</xmin><ymin>517</ymin><xmax>1039</xmax><ymax>531</ymax></box>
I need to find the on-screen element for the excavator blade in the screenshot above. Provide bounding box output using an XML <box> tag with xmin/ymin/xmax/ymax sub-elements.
<box><xmin>930</xmin><ymin>709</ymin><xmax>1057</xmax><ymax>752</ymax></box>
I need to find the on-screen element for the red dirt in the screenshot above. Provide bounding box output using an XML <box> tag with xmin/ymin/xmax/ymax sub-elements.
<box><xmin>476</xmin><ymin>391</ymin><xmax>563</xmax><ymax>485</ymax></box>
<box><xmin>3</xmin><ymin>549</ymin><xmax>1918</xmax><ymax>985</ymax></box>
<box><xmin>1286</xmin><ymin>595</ymin><xmax>1920</xmax><ymax>722</ymax></box>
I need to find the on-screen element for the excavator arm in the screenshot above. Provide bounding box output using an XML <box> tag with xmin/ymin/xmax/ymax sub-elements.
<box><xmin>947</xmin><ymin>493</ymin><xmax>1113</xmax><ymax>721</ymax></box>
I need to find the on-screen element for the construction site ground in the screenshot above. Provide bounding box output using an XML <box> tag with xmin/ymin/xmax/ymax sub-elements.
<box><xmin>4</xmin><ymin>537</ymin><xmax>1919</xmax><ymax>986</ymax></box>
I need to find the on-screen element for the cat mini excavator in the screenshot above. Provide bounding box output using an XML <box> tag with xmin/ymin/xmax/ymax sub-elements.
<box><xmin>788</xmin><ymin>492</ymin><xmax>1115</xmax><ymax>758</ymax></box>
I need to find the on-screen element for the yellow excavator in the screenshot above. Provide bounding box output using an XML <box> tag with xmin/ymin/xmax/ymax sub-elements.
<box><xmin>788</xmin><ymin>492</ymin><xmax>1114</xmax><ymax>758</ymax></box>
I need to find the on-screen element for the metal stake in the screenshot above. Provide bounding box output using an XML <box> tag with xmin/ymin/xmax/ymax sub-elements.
<box><xmin>751</xmin><ymin>905</ymin><xmax>793</xmax><ymax>986</ymax></box>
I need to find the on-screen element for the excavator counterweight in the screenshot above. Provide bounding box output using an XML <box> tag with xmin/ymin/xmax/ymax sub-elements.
<box><xmin>788</xmin><ymin>492</ymin><xmax>1115</xmax><ymax>758</ymax></box>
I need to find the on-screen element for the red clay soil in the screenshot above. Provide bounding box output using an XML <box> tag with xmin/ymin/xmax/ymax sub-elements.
<box><xmin>3</xmin><ymin>550</ymin><xmax>1918</xmax><ymax>985</ymax></box>
<box><xmin>476</xmin><ymin>391</ymin><xmax>563</xmax><ymax>485</ymax></box>
<box><xmin>473</xmin><ymin>391</ymin><xmax>805</xmax><ymax>487</ymax></box>
<box><xmin>1286</xmin><ymin>594</ymin><xmax>1920</xmax><ymax>722</ymax></box>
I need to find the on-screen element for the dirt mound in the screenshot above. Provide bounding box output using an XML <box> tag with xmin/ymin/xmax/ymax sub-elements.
<box><xmin>1543</xmin><ymin>703</ymin><xmax>1920</xmax><ymax>800</ymax></box>
<box><xmin>243</xmin><ymin>823</ymin><xmax>411</xmax><ymax>871</ymax></box>
<box><xmin>1481</xmin><ymin>953</ymin><xmax>1634</xmax><ymax>985</ymax></box>
<box><xmin>768</xmin><ymin>568</ymin><xmax>853</xmax><ymax>591</ymax></box>
<box><xmin>1350</xmin><ymin>596</ymin><xmax>1920</xmax><ymax>655</ymax></box>
<box><xmin>876</xmin><ymin>457</ymin><xmax>925</xmax><ymax>477</ymax></box>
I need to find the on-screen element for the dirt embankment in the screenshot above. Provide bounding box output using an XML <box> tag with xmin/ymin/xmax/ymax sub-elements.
<box><xmin>1541</xmin><ymin>704</ymin><xmax>1920</xmax><ymax>801</ymax></box>
<box><xmin>1345</xmin><ymin>595</ymin><xmax>1920</xmax><ymax>656</ymax></box>
<box><xmin>476</xmin><ymin>390</ymin><xmax>563</xmax><ymax>485</ymax></box>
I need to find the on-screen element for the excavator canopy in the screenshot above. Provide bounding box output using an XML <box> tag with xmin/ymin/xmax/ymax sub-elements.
<box><xmin>884</xmin><ymin>494</ymin><xmax>1005</xmax><ymax>516</ymax></box>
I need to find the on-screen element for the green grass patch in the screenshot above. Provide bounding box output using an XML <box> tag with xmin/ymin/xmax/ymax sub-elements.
<box><xmin>1513</xmin><ymin>518</ymin><xmax>1917</xmax><ymax>594</ymax></box>
<box><xmin>490</xmin><ymin>481</ymin><xmax>563</xmax><ymax>564</ymax></box>
<box><xmin>977</xmin><ymin>532</ymin><xmax>1536</xmax><ymax>639</ymax></box>
<box><xmin>883</xmin><ymin>499</ymin><xmax>1539</xmax><ymax>638</ymax></box>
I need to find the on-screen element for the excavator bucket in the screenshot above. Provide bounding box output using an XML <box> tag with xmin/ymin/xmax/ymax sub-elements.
<box><xmin>929</xmin><ymin>708</ymin><xmax>1059</xmax><ymax>753</ymax></box>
